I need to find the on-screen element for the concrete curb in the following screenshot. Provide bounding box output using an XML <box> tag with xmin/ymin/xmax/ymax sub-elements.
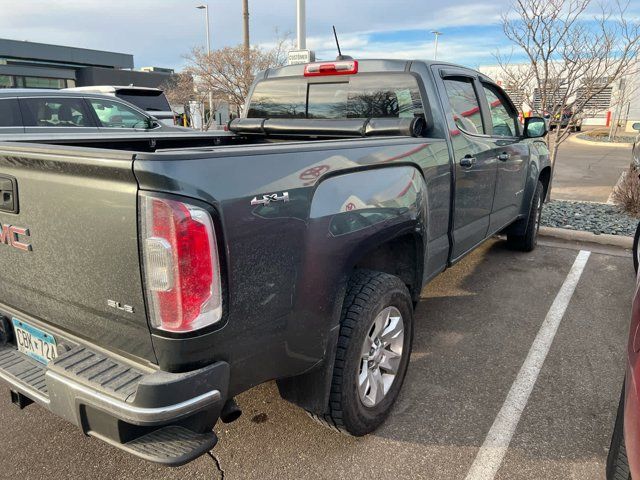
<box><xmin>539</xmin><ymin>226</ymin><xmax>633</xmax><ymax>249</ymax></box>
<box><xmin>570</xmin><ymin>134</ymin><xmax>633</xmax><ymax>148</ymax></box>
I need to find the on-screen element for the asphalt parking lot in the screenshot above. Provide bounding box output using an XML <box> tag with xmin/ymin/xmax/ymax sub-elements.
<box><xmin>0</xmin><ymin>237</ymin><xmax>633</xmax><ymax>480</ymax></box>
<box><xmin>553</xmin><ymin>136</ymin><xmax>631</xmax><ymax>202</ymax></box>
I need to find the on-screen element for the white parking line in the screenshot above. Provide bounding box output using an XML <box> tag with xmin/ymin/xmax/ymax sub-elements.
<box><xmin>464</xmin><ymin>249</ymin><xmax>591</xmax><ymax>480</ymax></box>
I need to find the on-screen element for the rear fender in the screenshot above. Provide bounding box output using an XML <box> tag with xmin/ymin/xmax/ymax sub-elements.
<box><xmin>277</xmin><ymin>165</ymin><xmax>427</xmax><ymax>413</ymax></box>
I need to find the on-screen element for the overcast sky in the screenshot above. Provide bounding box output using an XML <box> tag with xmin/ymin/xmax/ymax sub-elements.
<box><xmin>0</xmin><ymin>0</ymin><xmax>637</xmax><ymax>71</ymax></box>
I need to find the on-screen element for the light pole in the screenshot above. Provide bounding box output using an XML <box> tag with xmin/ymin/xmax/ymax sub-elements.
<box><xmin>296</xmin><ymin>0</ymin><xmax>306</xmax><ymax>50</ymax></box>
<box><xmin>431</xmin><ymin>31</ymin><xmax>442</xmax><ymax>60</ymax></box>
<box><xmin>197</xmin><ymin>4</ymin><xmax>214</xmax><ymax>128</ymax></box>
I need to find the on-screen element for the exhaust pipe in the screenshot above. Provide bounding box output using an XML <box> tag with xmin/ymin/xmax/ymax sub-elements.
<box><xmin>220</xmin><ymin>398</ymin><xmax>242</xmax><ymax>423</ymax></box>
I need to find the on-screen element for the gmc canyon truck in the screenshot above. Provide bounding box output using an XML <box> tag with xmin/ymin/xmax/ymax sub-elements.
<box><xmin>0</xmin><ymin>59</ymin><xmax>550</xmax><ymax>466</ymax></box>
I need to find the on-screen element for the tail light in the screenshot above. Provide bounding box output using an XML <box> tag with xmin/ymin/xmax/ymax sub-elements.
<box><xmin>140</xmin><ymin>194</ymin><xmax>222</xmax><ymax>333</ymax></box>
<box><xmin>304</xmin><ymin>60</ymin><xmax>358</xmax><ymax>76</ymax></box>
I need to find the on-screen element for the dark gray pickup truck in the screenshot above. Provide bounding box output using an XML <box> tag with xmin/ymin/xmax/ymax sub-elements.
<box><xmin>0</xmin><ymin>59</ymin><xmax>550</xmax><ymax>466</ymax></box>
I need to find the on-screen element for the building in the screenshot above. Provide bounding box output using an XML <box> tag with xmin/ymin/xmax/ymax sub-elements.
<box><xmin>0</xmin><ymin>38</ymin><xmax>173</xmax><ymax>90</ymax></box>
<box><xmin>479</xmin><ymin>62</ymin><xmax>640</xmax><ymax>132</ymax></box>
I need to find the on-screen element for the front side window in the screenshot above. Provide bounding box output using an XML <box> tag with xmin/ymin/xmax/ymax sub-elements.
<box><xmin>20</xmin><ymin>97</ymin><xmax>93</xmax><ymax>127</ymax></box>
<box><xmin>88</xmin><ymin>99</ymin><xmax>151</xmax><ymax>129</ymax></box>
<box><xmin>0</xmin><ymin>99</ymin><xmax>21</xmax><ymax>127</ymax></box>
<box><xmin>443</xmin><ymin>77</ymin><xmax>484</xmax><ymax>135</ymax></box>
<box><xmin>482</xmin><ymin>84</ymin><xmax>517</xmax><ymax>137</ymax></box>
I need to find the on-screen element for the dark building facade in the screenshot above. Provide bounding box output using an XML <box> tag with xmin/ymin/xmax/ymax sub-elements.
<box><xmin>0</xmin><ymin>38</ymin><xmax>172</xmax><ymax>89</ymax></box>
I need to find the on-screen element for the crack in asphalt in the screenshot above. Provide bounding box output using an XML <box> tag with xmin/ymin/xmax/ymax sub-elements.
<box><xmin>207</xmin><ymin>451</ymin><xmax>225</xmax><ymax>480</ymax></box>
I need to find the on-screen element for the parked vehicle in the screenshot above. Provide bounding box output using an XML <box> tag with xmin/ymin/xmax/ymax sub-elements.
<box><xmin>0</xmin><ymin>89</ymin><xmax>187</xmax><ymax>133</ymax></box>
<box><xmin>0</xmin><ymin>59</ymin><xmax>550</xmax><ymax>466</ymax></box>
<box><xmin>65</xmin><ymin>86</ymin><xmax>178</xmax><ymax>126</ymax></box>
<box><xmin>546</xmin><ymin>107</ymin><xmax>582</xmax><ymax>132</ymax></box>
<box><xmin>633</xmin><ymin>220</ymin><xmax>640</xmax><ymax>274</ymax></box>
<box><xmin>632</xmin><ymin>122</ymin><xmax>640</xmax><ymax>170</ymax></box>
<box><xmin>607</xmin><ymin>233</ymin><xmax>640</xmax><ymax>479</ymax></box>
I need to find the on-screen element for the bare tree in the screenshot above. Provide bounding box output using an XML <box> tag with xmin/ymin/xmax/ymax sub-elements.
<box><xmin>183</xmin><ymin>35</ymin><xmax>290</xmax><ymax>117</ymax></box>
<box><xmin>161</xmin><ymin>72</ymin><xmax>222</xmax><ymax>129</ymax></box>
<box><xmin>162</xmin><ymin>73</ymin><xmax>196</xmax><ymax>109</ymax></box>
<box><xmin>499</xmin><ymin>0</ymin><xmax>640</xmax><ymax>196</ymax></box>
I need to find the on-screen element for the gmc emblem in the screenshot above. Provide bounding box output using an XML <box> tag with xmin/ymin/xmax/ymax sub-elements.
<box><xmin>0</xmin><ymin>224</ymin><xmax>32</xmax><ymax>252</ymax></box>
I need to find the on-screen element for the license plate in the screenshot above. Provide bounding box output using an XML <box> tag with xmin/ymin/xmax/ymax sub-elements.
<box><xmin>12</xmin><ymin>318</ymin><xmax>58</xmax><ymax>365</ymax></box>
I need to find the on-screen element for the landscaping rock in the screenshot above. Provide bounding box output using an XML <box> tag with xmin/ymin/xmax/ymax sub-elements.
<box><xmin>541</xmin><ymin>200</ymin><xmax>638</xmax><ymax>236</ymax></box>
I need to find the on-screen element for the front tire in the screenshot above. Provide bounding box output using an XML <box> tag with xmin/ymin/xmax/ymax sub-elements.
<box><xmin>607</xmin><ymin>384</ymin><xmax>631</xmax><ymax>480</ymax></box>
<box><xmin>309</xmin><ymin>269</ymin><xmax>414</xmax><ymax>436</ymax></box>
<box><xmin>507</xmin><ymin>180</ymin><xmax>544</xmax><ymax>252</ymax></box>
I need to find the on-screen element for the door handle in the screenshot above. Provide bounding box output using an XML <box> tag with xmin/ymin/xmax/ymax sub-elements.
<box><xmin>497</xmin><ymin>152</ymin><xmax>511</xmax><ymax>161</ymax></box>
<box><xmin>460</xmin><ymin>155</ymin><xmax>476</xmax><ymax>168</ymax></box>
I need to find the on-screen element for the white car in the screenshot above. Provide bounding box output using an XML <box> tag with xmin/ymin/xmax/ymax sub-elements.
<box><xmin>64</xmin><ymin>86</ymin><xmax>178</xmax><ymax>127</ymax></box>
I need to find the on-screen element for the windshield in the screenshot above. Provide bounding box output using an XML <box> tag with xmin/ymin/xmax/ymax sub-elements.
<box><xmin>116</xmin><ymin>90</ymin><xmax>171</xmax><ymax>112</ymax></box>
<box><xmin>247</xmin><ymin>74</ymin><xmax>424</xmax><ymax>120</ymax></box>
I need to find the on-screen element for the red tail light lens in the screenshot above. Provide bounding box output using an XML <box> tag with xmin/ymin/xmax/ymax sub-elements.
<box><xmin>140</xmin><ymin>194</ymin><xmax>222</xmax><ymax>333</ymax></box>
<box><xmin>304</xmin><ymin>60</ymin><xmax>358</xmax><ymax>76</ymax></box>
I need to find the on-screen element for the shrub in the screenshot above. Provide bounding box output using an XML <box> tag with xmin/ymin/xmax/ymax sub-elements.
<box><xmin>611</xmin><ymin>167</ymin><xmax>640</xmax><ymax>217</ymax></box>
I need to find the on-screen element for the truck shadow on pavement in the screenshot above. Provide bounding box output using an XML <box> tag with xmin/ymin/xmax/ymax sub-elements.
<box><xmin>0</xmin><ymin>240</ymin><xmax>631</xmax><ymax>480</ymax></box>
<box><xmin>209</xmin><ymin>239</ymin><xmax>631</xmax><ymax>479</ymax></box>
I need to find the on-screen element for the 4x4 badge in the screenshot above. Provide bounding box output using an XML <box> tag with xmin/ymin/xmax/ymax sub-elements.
<box><xmin>250</xmin><ymin>192</ymin><xmax>289</xmax><ymax>206</ymax></box>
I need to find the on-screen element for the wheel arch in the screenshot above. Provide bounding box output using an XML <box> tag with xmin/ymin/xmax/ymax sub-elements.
<box><xmin>277</xmin><ymin>165</ymin><xmax>428</xmax><ymax>414</ymax></box>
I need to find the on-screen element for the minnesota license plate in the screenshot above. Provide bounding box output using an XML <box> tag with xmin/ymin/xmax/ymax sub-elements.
<box><xmin>12</xmin><ymin>318</ymin><xmax>58</xmax><ymax>365</ymax></box>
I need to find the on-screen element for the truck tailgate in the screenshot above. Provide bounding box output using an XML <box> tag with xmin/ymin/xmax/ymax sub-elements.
<box><xmin>0</xmin><ymin>144</ymin><xmax>155</xmax><ymax>363</ymax></box>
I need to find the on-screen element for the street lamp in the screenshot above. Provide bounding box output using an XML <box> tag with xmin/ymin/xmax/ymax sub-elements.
<box><xmin>196</xmin><ymin>4</ymin><xmax>214</xmax><ymax>127</ymax></box>
<box><xmin>431</xmin><ymin>31</ymin><xmax>442</xmax><ymax>60</ymax></box>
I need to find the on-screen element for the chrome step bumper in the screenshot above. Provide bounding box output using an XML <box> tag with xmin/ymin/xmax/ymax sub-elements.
<box><xmin>0</xmin><ymin>343</ymin><xmax>229</xmax><ymax>465</ymax></box>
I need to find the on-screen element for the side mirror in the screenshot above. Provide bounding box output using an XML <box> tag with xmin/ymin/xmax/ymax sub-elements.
<box><xmin>146</xmin><ymin>116</ymin><xmax>159</xmax><ymax>129</ymax></box>
<box><xmin>633</xmin><ymin>122</ymin><xmax>640</xmax><ymax>131</ymax></box>
<box><xmin>524</xmin><ymin>116</ymin><xmax>547</xmax><ymax>138</ymax></box>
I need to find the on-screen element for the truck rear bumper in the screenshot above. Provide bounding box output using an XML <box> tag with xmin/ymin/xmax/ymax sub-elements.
<box><xmin>0</xmin><ymin>342</ymin><xmax>229</xmax><ymax>466</ymax></box>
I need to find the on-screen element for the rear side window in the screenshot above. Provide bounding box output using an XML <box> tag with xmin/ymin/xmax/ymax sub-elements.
<box><xmin>20</xmin><ymin>97</ymin><xmax>94</xmax><ymax>127</ymax></box>
<box><xmin>0</xmin><ymin>99</ymin><xmax>21</xmax><ymax>127</ymax></box>
<box><xmin>247</xmin><ymin>74</ymin><xmax>424</xmax><ymax>120</ymax></box>
<box><xmin>443</xmin><ymin>78</ymin><xmax>485</xmax><ymax>135</ymax></box>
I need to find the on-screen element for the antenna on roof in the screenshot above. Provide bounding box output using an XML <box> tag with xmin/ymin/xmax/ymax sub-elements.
<box><xmin>332</xmin><ymin>25</ymin><xmax>353</xmax><ymax>61</ymax></box>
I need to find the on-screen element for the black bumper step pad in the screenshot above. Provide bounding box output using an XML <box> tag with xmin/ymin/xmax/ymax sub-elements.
<box><xmin>51</xmin><ymin>346</ymin><xmax>147</xmax><ymax>402</ymax></box>
<box><xmin>119</xmin><ymin>426</ymin><xmax>218</xmax><ymax>466</ymax></box>
<box><xmin>0</xmin><ymin>345</ymin><xmax>48</xmax><ymax>397</ymax></box>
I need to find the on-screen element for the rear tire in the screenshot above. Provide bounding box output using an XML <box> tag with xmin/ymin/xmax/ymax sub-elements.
<box><xmin>607</xmin><ymin>384</ymin><xmax>631</xmax><ymax>480</ymax></box>
<box><xmin>507</xmin><ymin>180</ymin><xmax>544</xmax><ymax>252</ymax></box>
<box><xmin>308</xmin><ymin>269</ymin><xmax>414</xmax><ymax>436</ymax></box>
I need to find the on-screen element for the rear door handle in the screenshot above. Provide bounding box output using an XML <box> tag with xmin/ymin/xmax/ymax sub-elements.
<box><xmin>460</xmin><ymin>155</ymin><xmax>476</xmax><ymax>168</ymax></box>
<box><xmin>497</xmin><ymin>152</ymin><xmax>511</xmax><ymax>161</ymax></box>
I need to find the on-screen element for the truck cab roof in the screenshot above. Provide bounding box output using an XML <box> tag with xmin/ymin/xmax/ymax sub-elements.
<box><xmin>262</xmin><ymin>59</ymin><xmax>490</xmax><ymax>82</ymax></box>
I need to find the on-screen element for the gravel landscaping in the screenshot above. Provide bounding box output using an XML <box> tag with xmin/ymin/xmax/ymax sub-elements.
<box><xmin>541</xmin><ymin>200</ymin><xmax>638</xmax><ymax>236</ymax></box>
<box><xmin>576</xmin><ymin>133</ymin><xmax>635</xmax><ymax>144</ymax></box>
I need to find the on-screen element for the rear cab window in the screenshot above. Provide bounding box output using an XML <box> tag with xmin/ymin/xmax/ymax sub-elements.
<box><xmin>247</xmin><ymin>74</ymin><xmax>425</xmax><ymax>121</ymax></box>
<box><xmin>20</xmin><ymin>97</ymin><xmax>94</xmax><ymax>127</ymax></box>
